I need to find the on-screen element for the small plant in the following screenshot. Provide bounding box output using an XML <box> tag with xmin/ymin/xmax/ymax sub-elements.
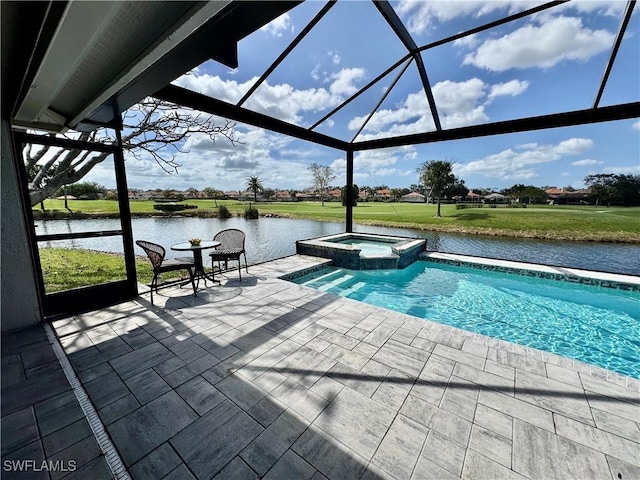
<box><xmin>189</xmin><ymin>238</ymin><xmax>201</xmax><ymax>246</ymax></box>
<box><xmin>218</xmin><ymin>205</ymin><xmax>232</xmax><ymax>219</ymax></box>
<box><xmin>153</xmin><ymin>203</ymin><xmax>197</xmax><ymax>212</ymax></box>
<box><xmin>244</xmin><ymin>206</ymin><xmax>259</xmax><ymax>219</ymax></box>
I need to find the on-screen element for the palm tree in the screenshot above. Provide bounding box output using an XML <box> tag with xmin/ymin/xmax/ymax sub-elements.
<box><xmin>246</xmin><ymin>176</ymin><xmax>264</xmax><ymax>202</ymax></box>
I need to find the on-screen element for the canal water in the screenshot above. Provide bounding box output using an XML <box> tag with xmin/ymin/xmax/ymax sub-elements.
<box><xmin>35</xmin><ymin>216</ymin><xmax>640</xmax><ymax>276</ymax></box>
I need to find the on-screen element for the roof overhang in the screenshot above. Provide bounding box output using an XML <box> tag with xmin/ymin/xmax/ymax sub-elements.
<box><xmin>5</xmin><ymin>0</ymin><xmax>300</xmax><ymax>133</ymax></box>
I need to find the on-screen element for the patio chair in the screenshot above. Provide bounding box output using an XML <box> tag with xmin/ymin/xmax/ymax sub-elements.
<box><xmin>209</xmin><ymin>229</ymin><xmax>248</xmax><ymax>281</ymax></box>
<box><xmin>136</xmin><ymin>240</ymin><xmax>197</xmax><ymax>304</ymax></box>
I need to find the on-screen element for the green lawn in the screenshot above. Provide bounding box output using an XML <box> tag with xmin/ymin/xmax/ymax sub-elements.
<box><xmin>39</xmin><ymin>248</ymin><xmax>185</xmax><ymax>293</ymax></box>
<box><xmin>35</xmin><ymin>199</ymin><xmax>640</xmax><ymax>242</ymax></box>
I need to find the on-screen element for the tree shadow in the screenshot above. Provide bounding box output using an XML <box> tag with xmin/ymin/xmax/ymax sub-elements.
<box><xmin>452</xmin><ymin>212</ymin><xmax>492</xmax><ymax>221</ymax></box>
<box><xmin>37</xmin><ymin>270</ymin><xmax>639</xmax><ymax>480</ymax></box>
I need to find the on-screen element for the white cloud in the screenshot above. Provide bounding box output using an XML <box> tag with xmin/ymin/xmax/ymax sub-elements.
<box><xmin>329</xmin><ymin>68</ymin><xmax>367</xmax><ymax>96</ymax></box>
<box><xmin>455</xmin><ymin>138</ymin><xmax>595</xmax><ymax>180</ymax></box>
<box><xmin>572</xmin><ymin>159</ymin><xmax>603</xmax><ymax>166</ymax></box>
<box><xmin>395</xmin><ymin>1</ymin><xmax>532</xmax><ymax>35</ymax></box>
<box><xmin>350</xmin><ymin>76</ymin><xmax>529</xmax><ymax>140</ymax></box>
<box><xmin>554</xmin><ymin>138</ymin><xmax>594</xmax><ymax>154</ymax></box>
<box><xmin>176</xmin><ymin>67</ymin><xmax>366</xmax><ymax>126</ymax></box>
<box><xmin>453</xmin><ymin>34</ymin><xmax>480</xmax><ymax>50</ymax></box>
<box><xmin>260</xmin><ymin>13</ymin><xmax>292</xmax><ymax>37</ymax></box>
<box><xmin>325</xmin><ymin>148</ymin><xmax>416</xmax><ymax>184</ymax></box>
<box><xmin>245</xmin><ymin>83</ymin><xmax>333</xmax><ymax>124</ymax></box>
<box><xmin>487</xmin><ymin>80</ymin><xmax>529</xmax><ymax>101</ymax></box>
<box><xmin>310</xmin><ymin>65</ymin><xmax>321</xmax><ymax>81</ymax></box>
<box><xmin>176</xmin><ymin>74</ymin><xmax>249</xmax><ymax>103</ymax></box>
<box><xmin>632</xmin><ymin>120</ymin><xmax>640</xmax><ymax>131</ymax></box>
<box><xmin>350</xmin><ymin>79</ymin><xmax>487</xmax><ymax>136</ymax></box>
<box><xmin>141</xmin><ymin>126</ymin><xmax>332</xmax><ymax>191</ymax></box>
<box><xmin>556</xmin><ymin>0</ymin><xmax>625</xmax><ymax>17</ymax></box>
<box><xmin>462</xmin><ymin>15</ymin><xmax>614</xmax><ymax>71</ymax></box>
<box><xmin>604</xmin><ymin>165</ymin><xmax>640</xmax><ymax>175</ymax></box>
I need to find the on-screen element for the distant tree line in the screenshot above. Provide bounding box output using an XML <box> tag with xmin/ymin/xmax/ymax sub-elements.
<box><xmin>53</xmin><ymin>171</ymin><xmax>639</xmax><ymax>208</ymax></box>
<box><xmin>583</xmin><ymin>174</ymin><xmax>640</xmax><ymax>206</ymax></box>
<box><xmin>499</xmin><ymin>184</ymin><xmax>548</xmax><ymax>204</ymax></box>
<box><xmin>55</xmin><ymin>181</ymin><xmax>107</xmax><ymax>199</ymax></box>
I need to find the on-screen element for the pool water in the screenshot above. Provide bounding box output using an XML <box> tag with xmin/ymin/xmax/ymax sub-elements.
<box><xmin>332</xmin><ymin>239</ymin><xmax>394</xmax><ymax>256</ymax></box>
<box><xmin>293</xmin><ymin>261</ymin><xmax>640</xmax><ymax>378</ymax></box>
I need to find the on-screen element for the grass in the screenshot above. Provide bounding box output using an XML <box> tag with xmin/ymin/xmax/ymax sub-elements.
<box><xmin>35</xmin><ymin>199</ymin><xmax>640</xmax><ymax>242</ymax></box>
<box><xmin>38</xmin><ymin>248</ymin><xmax>185</xmax><ymax>293</ymax></box>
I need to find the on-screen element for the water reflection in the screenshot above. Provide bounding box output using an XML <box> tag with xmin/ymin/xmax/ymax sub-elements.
<box><xmin>34</xmin><ymin>217</ymin><xmax>640</xmax><ymax>275</ymax></box>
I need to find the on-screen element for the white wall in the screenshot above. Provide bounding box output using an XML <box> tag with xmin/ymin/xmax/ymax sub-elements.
<box><xmin>1</xmin><ymin>120</ymin><xmax>42</xmax><ymax>331</ymax></box>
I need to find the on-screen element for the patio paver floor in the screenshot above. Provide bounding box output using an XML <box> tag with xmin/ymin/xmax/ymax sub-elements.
<box><xmin>3</xmin><ymin>254</ymin><xmax>639</xmax><ymax>479</ymax></box>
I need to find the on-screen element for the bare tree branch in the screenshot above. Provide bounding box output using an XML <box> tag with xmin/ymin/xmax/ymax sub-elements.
<box><xmin>25</xmin><ymin>98</ymin><xmax>239</xmax><ymax>206</ymax></box>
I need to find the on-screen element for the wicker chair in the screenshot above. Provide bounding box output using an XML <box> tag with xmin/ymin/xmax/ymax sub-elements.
<box><xmin>209</xmin><ymin>229</ymin><xmax>248</xmax><ymax>281</ymax></box>
<box><xmin>136</xmin><ymin>240</ymin><xmax>196</xmax><ymax>304</ymax></box>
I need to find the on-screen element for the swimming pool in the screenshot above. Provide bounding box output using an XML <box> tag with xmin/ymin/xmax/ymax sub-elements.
<box><xmin>292</xmin><ymin>261</ymin><xmax>640</xmax><ymax>378</ymax></box>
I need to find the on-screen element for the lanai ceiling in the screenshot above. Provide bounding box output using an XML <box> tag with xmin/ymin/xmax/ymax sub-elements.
<box><xmin>4</xmin><ymin>0</ymin><xmax>639</xmax><ymax>152</ymax></box>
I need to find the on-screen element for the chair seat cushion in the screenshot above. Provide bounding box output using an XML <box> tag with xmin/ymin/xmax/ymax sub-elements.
<box><xmin>158</xmin><ymin>258</ymin><xmax>194</xmax><ymax>272</ymax></box>
<box><xmin>209</xmin><ymin>249</ymin><xmax>243</xmax><ymax>257</ymax></box>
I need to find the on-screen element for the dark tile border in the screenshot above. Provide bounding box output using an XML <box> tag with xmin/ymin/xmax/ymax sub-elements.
<box><xmin>423</xmin><ymin>256</ymin><xmax>640</xmax><ymax>292</ymax></box>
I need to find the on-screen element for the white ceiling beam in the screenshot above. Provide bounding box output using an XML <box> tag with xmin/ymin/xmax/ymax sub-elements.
<box><xmin>15</xmin><ymin>1</ymin><xmax>119</xmax><ymax>125</ymax></box>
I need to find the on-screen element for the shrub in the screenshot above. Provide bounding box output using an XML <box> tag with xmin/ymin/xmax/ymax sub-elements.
<box><xmin>455</xmin><ymin>204</ymin><xmax>484</xmax><ymax>210</ymax></box>
<box><xmin>218</xmin><ymin>205</ymin><xmax>232</xmax><ymax>218</ymax></box>
<box><xmin>244</xmin><ymin>206</ymin><xmax>259</xmax><ymax>219</ymax></box>
<box><xmin>152</xmin><ymin>203</ymin><xmax>197</xmax><ymax>212</ymax></box>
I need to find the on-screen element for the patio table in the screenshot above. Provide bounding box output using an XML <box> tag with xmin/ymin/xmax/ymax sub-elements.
<box><xmin>171</xmin><ymin>240</ymin><xmax>220</xmax><ymax>289</ymax></box>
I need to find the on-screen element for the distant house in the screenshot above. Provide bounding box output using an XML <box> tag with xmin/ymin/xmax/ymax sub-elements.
<box><xmin>484</xmin><ymin>193</ymin><xmax>508</xmax><ymax>203</ymax></box>
<box><xmin>224</xmin><ymin>191</ymin><xmax>241</xmax><ymax>200</ymax></box>
<box><xmin>401</xmin><ymin>192</ymin><xmax>425</xmax><ymax>203</ymax></box>
<box><xmin>327</xmin><ymin>189</ymin><xmax>342</xmax><ymax>201</ymax></box>
<box><xmin>240</xmin><ymin>190</ymin><xmax>263</xmax><ymax>201</ymax></box>
<box><xmin>295</xmin><ymin>192</ymin><xmax>315</xmax><ymax>201</ymax></box>
<box><xmin>128</xmin><ymin>190</ymin><xmax>150</xmax><ymax>200</ymax></box>
<box><xmin>465</xmin><ymin>190</ymin><xmax>482</xmax><ymax>203</ymax></box>
<box><xmin>374</xmin><ymin>188</ymin><xmax>391</xmax><ymax>200</ymax></box>
<box><xmin>545</xmin><ymin>187</ymin><xmax>591</xmax><ymax>205</ymax></box>
<box><xmin>274</xmin><ymin>190</ymin><xmax>294</xmax><ymax>201</ymax></box>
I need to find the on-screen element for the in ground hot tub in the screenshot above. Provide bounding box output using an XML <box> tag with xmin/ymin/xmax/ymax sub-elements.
<box><xmin>296</xmin><ymin>233</ymin><xmax>426</xmax><ymax>269</ymax></box>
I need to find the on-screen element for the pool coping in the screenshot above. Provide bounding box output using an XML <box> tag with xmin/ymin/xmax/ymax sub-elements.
<box><xmin>422</xmin><ymin>252</ymin><xmax>640</xmax><ymax>291</ymax></box>
<box><xmin>281</xmin><ymin>251</ymin><xmax>640</xmax><ymax>291</ymax></box>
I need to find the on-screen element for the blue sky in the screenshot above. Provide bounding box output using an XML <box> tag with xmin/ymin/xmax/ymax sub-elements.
<box><xmin>93</xmin><ymin>0</ymin><xmax>639</xmax><ymax>193</ymax></box>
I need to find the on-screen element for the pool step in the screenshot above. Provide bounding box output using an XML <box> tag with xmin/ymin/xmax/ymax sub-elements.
<box><xmin>301</xmin><ymin>268</ymin><xmax>344</xmax><ymax>286</ymax></box>
<box><xmin>340</xmin><ymin>281</ymin><xmax>366</xmax><ymax>297</ymax></box>
<box><xmin>318</xmin><ymin>273</ymin><xmax>354</xmax><ymax>291</ymax></box>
